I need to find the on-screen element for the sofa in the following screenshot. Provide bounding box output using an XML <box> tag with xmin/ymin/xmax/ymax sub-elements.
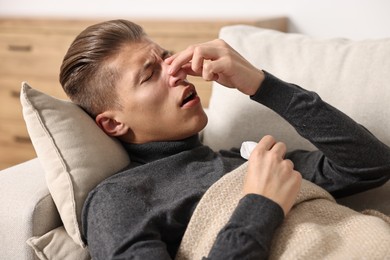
<box><xmin>1</xmin><ymin>25</ymin><xmax>389</xmax><ymax>260</ymax></box>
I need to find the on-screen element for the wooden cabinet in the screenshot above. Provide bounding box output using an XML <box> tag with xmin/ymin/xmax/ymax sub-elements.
<box><xmin>0</xmin><ymin>17</ymin><xmax>287</xmax><ymax>169</ymax></box>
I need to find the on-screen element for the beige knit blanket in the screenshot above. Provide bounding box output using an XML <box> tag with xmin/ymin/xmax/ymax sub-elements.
<box><xmin>175</xmin><ymin>163</ymin><xmax>390</xmax><ymax>260</ymax></box>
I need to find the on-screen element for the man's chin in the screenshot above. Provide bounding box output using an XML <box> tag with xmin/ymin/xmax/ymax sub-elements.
<box><xmin>194</xmin><ymin>111</ymin><xmax>208</xmax><ymax>134</ymax></box>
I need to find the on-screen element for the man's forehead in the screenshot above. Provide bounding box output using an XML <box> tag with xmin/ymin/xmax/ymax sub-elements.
<box><xmin>112</xmin><ymin>39</ymin><xmax>160</xmax><ymax>69</ymax></box>
<box><xmin>128</xmin><ymin>38</ymin><xmax>164</xmax><ymax>61</ymax></box>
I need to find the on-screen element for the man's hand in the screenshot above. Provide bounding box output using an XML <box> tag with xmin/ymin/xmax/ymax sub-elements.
<box><xmin>165</xmin><ymin>39</ymin><xmax>264</xmax><ymax>96</ymax></box>
<box><xmin>244</xmin><ymin>135</ymin><xmax>302</xmax><ymax>216</ymax></box>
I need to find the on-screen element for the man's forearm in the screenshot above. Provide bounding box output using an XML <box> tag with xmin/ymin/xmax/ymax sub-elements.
<box><xmin>251</xmin><ymin>71</ymin><xmax>390</xmax><ymax>197</ymax></box>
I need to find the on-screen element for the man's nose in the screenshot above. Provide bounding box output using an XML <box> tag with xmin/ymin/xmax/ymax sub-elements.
<box><xmin>164</xmin><ymin>63</ymin><xmax>187</xmax><ymax>87</ymax></box>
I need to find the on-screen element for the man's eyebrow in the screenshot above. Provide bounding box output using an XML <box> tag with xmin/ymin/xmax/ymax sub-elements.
<box><xmin>162</xmin><ymin>49</ymin><xmax>171</xmax><ymax>59</ymax></box>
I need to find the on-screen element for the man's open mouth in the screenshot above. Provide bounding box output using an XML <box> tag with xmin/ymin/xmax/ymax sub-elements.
<box><xmin>181</xmin><ymin>90</ymin><xmax>197</xmax><ymax>107</ymax></box>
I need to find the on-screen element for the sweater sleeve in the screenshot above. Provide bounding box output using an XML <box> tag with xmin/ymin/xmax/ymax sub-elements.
<box><xmin>82</xmin><ymin>184</ymin><xmax>173</xmax><ymax>260</ymax></box>
<box><xmin>251</xmin><ymin>71</ymin><xmax>390</xmax><ymax>197</ymax></box>
<box><xmin>206</xmin><ymin>194</ymin><xmax>284</xmax><ymax>259</ymax></box>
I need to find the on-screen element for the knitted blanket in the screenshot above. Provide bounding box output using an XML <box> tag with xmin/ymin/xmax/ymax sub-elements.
<box><xmin>175</xmin><ymin>163</ymin><xmax>390</xmax><ymax>260</ymax></box>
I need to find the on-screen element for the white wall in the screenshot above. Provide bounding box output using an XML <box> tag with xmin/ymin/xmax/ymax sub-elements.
<box><xmin>0</xmin><ymin>0</ymin><xmax>389</xmax><ymax>40</ymax></box>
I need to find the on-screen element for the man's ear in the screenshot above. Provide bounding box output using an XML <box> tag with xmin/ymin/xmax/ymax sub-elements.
<box><xmin>95</xmin><ymin>112</ymin><xmax>129</xmax><ymax>137</ymax></box>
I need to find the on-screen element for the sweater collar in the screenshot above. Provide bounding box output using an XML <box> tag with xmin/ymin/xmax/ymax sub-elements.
<box><xmin>121</xmin><ymin>134</ymin><xmax>202</xmax><ymax>164</ymax></box>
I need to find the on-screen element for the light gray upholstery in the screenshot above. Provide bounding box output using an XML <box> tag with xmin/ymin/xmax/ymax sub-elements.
<box><xmin>0</xmin><ymin>159</ymin><xmax>62</xmax><ymax>260</ymax></box>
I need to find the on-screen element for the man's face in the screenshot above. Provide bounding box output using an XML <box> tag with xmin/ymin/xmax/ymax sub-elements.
<box><xmin>109</xmin><ymin>38</ymin><xmax>208</xmax><ymax>143</ymax></box>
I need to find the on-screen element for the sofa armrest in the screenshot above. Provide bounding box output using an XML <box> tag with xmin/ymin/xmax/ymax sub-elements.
<box><xmin>0</xmin><ymin>159</ymin><xmax>62</xmax><ymax>260</ymax></box>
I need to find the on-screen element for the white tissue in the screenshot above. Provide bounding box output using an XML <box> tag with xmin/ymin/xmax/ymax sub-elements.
<box><xmin>240</xmin><ymin>141</ymin><xmax>258</xmax><ymax>160</ymax></box>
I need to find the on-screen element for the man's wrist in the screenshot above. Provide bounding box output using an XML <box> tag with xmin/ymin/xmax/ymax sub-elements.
<box><xmin>245</xmin><ymin>69</ymin><xmax>265</xmax><ymax>96</ymax></box>
<box><xmin>250</xmin><ymin>70</ymin><xmax>296</xmax><ymax>116</ymax></box>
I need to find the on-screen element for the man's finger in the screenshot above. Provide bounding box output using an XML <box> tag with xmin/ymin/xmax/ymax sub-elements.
<box><xmin>271</xmin><ymin>142</ymin><xmax>287</xmax><ymax>158</ymax></box>
<box><xmin>167</xmin><ymin>41</ymin><xmax>226</xmax><ymax>75</ymax></box>
<box><xmin>256</xmin><ymin>135</ymin><xmax>276</xmax><ymax>151</ymax></box>
<box><xmin>167</xmin><ymin>49</ymin><xmax>194</xmax><ymax>75</ymax></box>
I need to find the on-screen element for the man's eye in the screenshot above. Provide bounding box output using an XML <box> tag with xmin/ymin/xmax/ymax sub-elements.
<box><xmin>143</xmin><ymin>71</ymin><xmax>154</xmax><ymax>83</ymax></box>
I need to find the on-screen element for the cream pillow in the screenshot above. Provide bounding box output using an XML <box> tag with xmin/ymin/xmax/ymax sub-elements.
<box><xmin>27</xmin><ymin>226</ymin><xmax>90</xmax><ymax>260</ymax></box>
<box><xmin>203</xmin><ymin>26</ymin><xmax>390</xmax><ymax>152</ymax></box>
<box><xmin>21</xmin><ymin>83</ymin><xmax>130</xmax><ymax>247</ymax></box>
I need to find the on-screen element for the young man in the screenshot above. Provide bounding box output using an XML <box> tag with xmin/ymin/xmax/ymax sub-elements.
<box><xmin>60</xmin><ymin>19</ymin><xmax>390</xmax><ymax>259</ymax></box>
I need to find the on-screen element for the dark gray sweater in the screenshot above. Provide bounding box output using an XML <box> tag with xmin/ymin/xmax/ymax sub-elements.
<box><xmin>82</xmin><ymin>71</ymin><xmax>390</xmax><ymax>259</ymax></box>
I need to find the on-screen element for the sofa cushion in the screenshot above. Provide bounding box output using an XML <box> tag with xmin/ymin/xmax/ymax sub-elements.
<box><xmin>27</xmin><ymin>226</ymin><xmax>90</xmax><ymax>260</ymax></box>
<box><xmin>203</xmin><ymin>26</ymin><xmax>390</xmax><ymax>152</ymax></box>
<box><xmin>21</xmin><ymin>84</ymin><xmax>130</xmax><ymax>247</ymax></box>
